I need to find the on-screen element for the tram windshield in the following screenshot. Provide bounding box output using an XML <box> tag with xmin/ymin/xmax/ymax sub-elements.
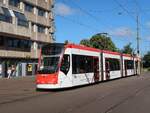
<box><xmin>38</xmin><ymin>43</ymin><xmax>64</xmax><ymax>74</ymax></box>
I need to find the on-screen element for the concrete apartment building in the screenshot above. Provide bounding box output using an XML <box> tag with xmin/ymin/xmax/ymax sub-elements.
<box><xmin>0</xmin><ymin>0</ymin><xmax>54</xmax><ymax>77</ymax></box>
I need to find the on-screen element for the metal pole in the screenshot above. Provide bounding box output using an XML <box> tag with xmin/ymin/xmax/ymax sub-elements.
<box><xmin>136</xmin><ymin>14</ymin><xmax>141</xmax><ymax>74</ymax></box>
<box><xmin>136</xmin><ymin>14</ymin><xmax>140</xmax><ymax>55</ymax></box>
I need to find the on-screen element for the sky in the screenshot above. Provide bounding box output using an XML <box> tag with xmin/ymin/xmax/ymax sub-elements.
<box><xmin>54</xmin><ymin>0</ymin><xmax>150</xmax><ymax>56</ymax></box>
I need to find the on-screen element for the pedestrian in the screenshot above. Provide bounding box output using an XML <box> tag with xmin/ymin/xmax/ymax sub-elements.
<box><xmin>11</xmin><ymin>65</ymin><xmax>16</xmax><ymax>77</ymax></box>
<box><xmin>7</xmin><ymin>67</ymin><xmax>12</xmax><ymax>79</ymax></box>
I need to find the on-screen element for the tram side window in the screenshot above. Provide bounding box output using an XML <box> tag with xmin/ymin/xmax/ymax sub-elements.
<box><xmin>125</xmin><ymin>60</ymin><xmax>134</xmax><ymax>69</ymax></box>
<box><xmin>85</xmin><ymin>56</ymin><xmax>94</xmax><ymax>73</ymax></box>
<box><xmin>60</xmin><ymin>55</ymin><xmax>70</xmax><ymax>75</ymax></box>
<box><xmin>72</xmin><ymin>55</ymin><xmax>85</xmax><ymax>74</ymax></box>
<box><xmin>72</xmin><ymin>55</ymin><xmax>94</xmax><ymax>74</ymax></box>
<box><xmin>105</xmin><ymin>58</ymin><xmax>120</xmax><ymax>71</ymax></box>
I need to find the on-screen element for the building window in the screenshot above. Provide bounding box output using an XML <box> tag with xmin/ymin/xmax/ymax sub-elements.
<box><xmin>38</xmin><ymin>8</ymin><xmax>45</xmax><ymax>17</ymax></box>
<box><xmin>37</xmin><ymin>25</ymin><xmax>45</xmax><ymax>33</ymax></box>
<box><xmin>8</xmin><ymin>39</ymin><xmax>14</xmax><ymax>47</ymax></box>
<box><xmin>0</xmin><ymin>37</ymin><xmax>4</xmax><ymax>47</ymax></box>
<box><xmin>9</xmin><ymin>0</ymin><xmax>20</xmax><ymax>7</ymax></box>
<box><xmin>25</xmin><ymin>3</ymin><xmax>33</xmax><ymax>12</ymax></box>
<box><xmin>7</xmin><ymin>37</ymin><xmax>31</xmax><ymax>52</ymax></box>
<box><xmin>14</xmin><ymin>11</ymin><xmax>28</xmax><ymax>27</ymax></box>
<box><xmin>0</xmin><ymin>7</ymin><xmax>12</xmax><ymax>23</ymax></box>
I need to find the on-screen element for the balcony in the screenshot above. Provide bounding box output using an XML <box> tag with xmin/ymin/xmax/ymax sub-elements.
<box><xmin>49</xmin><ymin>11</ymin><xmax>54</xmax><ymax>21</ymax></box>
<box><xmin>31</xmin><ymin>32</ymin><xmax>51</xmax><ymax>43</ymax></box>
<box><xmin>37</xmin><ymin>15</ymin><xmax>49</xmax><ymax>26</ymax></box>
<box><xmin>24</xmin><ymin>11</ymin><xmax>36</xmax><ymax>22</ymax></box>
<box><xmin>22</xmin><ymin>0</ymin><xmax>37</xmax><ymax>5</ymax></box>
<box><xmin>49</xmin><ymin>26</ymin><xmax>55</xmax><ymax>34</ymax></box>
<box><xmin>37</xmin><ymin>0</ymin><xmax>49</xmax><ymax>10</ymax></box>
<box><xmin>0</xmin><ymin>21</ymin><xmax>31</xmax><ymax>38</ymax></box>
<box><xmin>0</xmin><ymin>49</ymin><xmax>32</xmax><ymax>58</ymax></box>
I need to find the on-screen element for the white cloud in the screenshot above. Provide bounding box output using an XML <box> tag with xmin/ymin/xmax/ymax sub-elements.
<box><xmin>54</xmin><ymin>3</ymin><xmax>75</xmax><ymax>16</ymax></box>
<box><xmin>110</xmin><ymin>27</ymin><xmax>133</xmax><ymax>37</ymax></box>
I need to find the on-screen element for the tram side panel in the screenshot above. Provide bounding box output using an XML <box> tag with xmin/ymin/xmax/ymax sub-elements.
<box><xmin>102</xmin><ymin>52</ymin><xmax>122</xmax><ymax>81</ymax></box>
<box><xmin>70</xmin><ymin>48</ymin><xmax>101</xmax><ymax>86</ymax></box>
<box><xmin>122</xmin><ymin>55</ymin><xmax>135</xmax><ymax>76</ymax></box>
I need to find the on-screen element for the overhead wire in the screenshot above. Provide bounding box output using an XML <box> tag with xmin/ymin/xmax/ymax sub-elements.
<box><xmin>55</xmin><ymin>0</ymin><xmax>140</xmax><ymax>43</ymax></box>
<box><xmin>56</xmin><ymin>14</ymin><xmax>99</xmax><ymax>32</ymax></box>
<box><xmin>61</xmin><ymin>0</ymin><xmax>114</xmax><ymax>31</ymax></box>
<box><xmin>59</xmin><ymin>0</ymin><xmax>133</xmax><ymax>43</ymax></box>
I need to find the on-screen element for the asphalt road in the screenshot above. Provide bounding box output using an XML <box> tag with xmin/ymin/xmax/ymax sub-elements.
<box><xmin>0</xmin><ymin>73</ymin><xmax>150</xmax><ymax>113</ymax></box>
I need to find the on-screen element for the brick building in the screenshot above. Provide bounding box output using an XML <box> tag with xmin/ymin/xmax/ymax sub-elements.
<box><xmin>0</xmin><ymin>0</ymin><xmax>54</xmax><ymax>77</ymax></box>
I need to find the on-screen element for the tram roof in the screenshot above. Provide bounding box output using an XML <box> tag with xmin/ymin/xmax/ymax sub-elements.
<box><xmin>44</xmin><ymin>43</ymin><xmax>138</xmax><ymax>58</ymax></box>
<box><xmin>66</xmin><ymin>44</ymin><xmax>101</xmax><ymax>53</ymax></box>
<box><xmin>66</xmin><ymin>44</ymin><xmax>122</xmax><ymax>56</ymax></box>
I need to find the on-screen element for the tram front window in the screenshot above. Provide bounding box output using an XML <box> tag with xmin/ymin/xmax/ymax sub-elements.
<box><xmin>38</xmin><ymin>57</ymin><xmax>60</xmax><ymax>74</ymax></box>
<box><xmin>38</xmin><ymin>43</ymin><xmax>64</xmax><ymax>74</ymax></box>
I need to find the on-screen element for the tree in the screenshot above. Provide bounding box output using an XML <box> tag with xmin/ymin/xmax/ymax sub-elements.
<box><xmin>80</xmin><ymin>39</ymin><xmax>91</xmax><ymax>47</ymax></box>
<box><xmin>90</xmin><ymin>33</ymin><xmax>117</xmax><ymax>51</ymax></box>
<box><xmin>80</xmin><ymin>33</ymin><xmax>117</xmax><ymax>51</ymax></box>
<box><xmin>121</xmin><ymin>43</ymin><xmax>134</xmax><ymax>54</ymax></box>
<box><xmin>64</xmin><ymin>40</ymin><xmax>69</xmax><ymax>44</ymax></box>
<box><xmin>143</xmin><ymin>51</ymin><xmax>150</xmax><ymax>68</ymax></box>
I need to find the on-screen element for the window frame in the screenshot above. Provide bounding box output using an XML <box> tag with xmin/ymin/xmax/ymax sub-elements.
<box><xmin>37</xmin><ymin>25</ymin><xmax>45</xmax><ymax>33</ymax></box>
<box><xmin>9</xmin><ymin>0</ymin><xmax>20</xmax><ymax>7</ymax></box>
<box><xmin>25</xmin><ymin>3</ymin><xmax>34</xmax><ymax>13</ymax></box>
<box><xmin>38</xmin><ymin>8</ymin><xmax>45</xmax><ymax>17</ymax></box>
<box><xmin>72</xmin><ymin>54</ymin><xmax>95</xmax><ymax>74</ymax></box>
<box><xmin>0</xmin><ymin>37</ymin><xmax>4</xmax><ymax>47</ymax></box>
<box><xmin>14</xmin><ymin>11</ymin><xmax>29</xmax><ymax>27</ymax></box>
<box><xmin>7</xmin><ymin>37</ymin><xmax>31</xmax><ymax>52</ymax></box>
<box><xmin>0</xmin><ymin>7</ymin><xmax>12</xmax><ymax>23</ymax></box>
<box><xmin>105</xmin><ymin>58</ymin><xmax>121</xmax><ymax>71</ymax></box>
<box><xmin>124</xmin><ymin>60</ymin><xmax>134</xmax><ymax>69</ymax></box>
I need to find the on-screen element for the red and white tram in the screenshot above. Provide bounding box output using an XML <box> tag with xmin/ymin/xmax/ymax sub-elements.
<box><xmin>36</xmin><ymin>43</ymin><xmax>140</xmax><ymax>89</ymax></box>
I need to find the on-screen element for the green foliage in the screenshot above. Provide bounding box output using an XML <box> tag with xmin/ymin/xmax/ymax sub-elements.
<box><xmin>80</xmin><ymin>33</ymin><xmax>117</xmax><ymax>51</ymax></box>
<box><xmin>121</xmin><ymin>43</ymin><xmax>133</xmax><ymax>54</ymax></box>
<box><xmin>143</xmin><ymin>51</ymin><xmax>150</xmax><ymax>68</ymax></box>
<box><xmin>80</xmin><ymin>39</ymin><xmax>91</xmax><ymax>47</ymax></box>
<box><xmin>64</xmin><ymin>40</ymin><xmax>69</xmax><ymax>44</ymax></box>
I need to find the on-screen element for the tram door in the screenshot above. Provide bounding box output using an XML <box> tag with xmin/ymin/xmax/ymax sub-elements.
<box><xmin>124</xmin><ymin>61</ymin><xmax>127</xmax><ymax>76</ymax></box>
<box><xmin>105</xmin><ymin>61</ymin><xmax>110</xmax><ymax>80</ymax></box>
<box><xmin>93</xmin><ymin>57</ymin><xmax>99</xmax><ymax>82</ymax></box>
